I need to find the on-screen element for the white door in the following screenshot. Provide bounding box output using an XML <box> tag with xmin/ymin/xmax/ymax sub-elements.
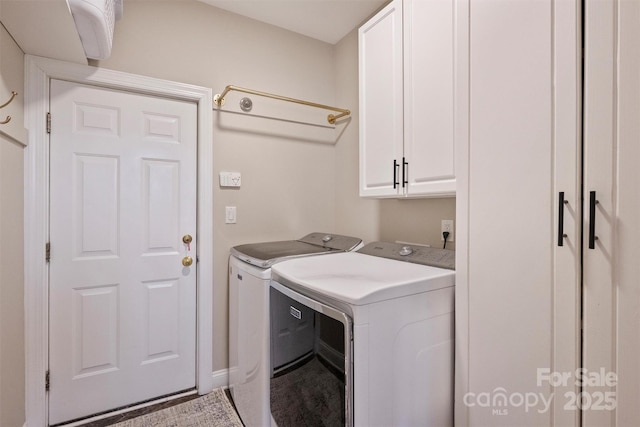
<box><xmin>48</xmin><ymin>79</ymin><xmax>198</xmax><ymax>425</ymax></box>
<box><xmin>583</xmin><ymin>0</ymin><xmax>640</xmax><ymax>425</ymax></box>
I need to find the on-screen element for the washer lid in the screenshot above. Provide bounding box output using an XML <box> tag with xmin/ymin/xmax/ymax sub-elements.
<box><xmin>231</xmin><ymin>240</ymin><xmax>332</xmax><ymax>268</ymax></box>
<box><xmin>271</xmin><ymin>252</ymin><xmax>454</xmax><ymax>306</ymax></box>
<box><xmin>230</xmin><ymin>232</ymin><xmax>363</xmax><ymax>268</ymax></box>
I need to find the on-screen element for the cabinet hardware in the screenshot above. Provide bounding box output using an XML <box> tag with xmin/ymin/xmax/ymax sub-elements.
<box><xmin>393</xmin><ymin>159</ymin><xmax>399</xmax><ymax>189</ymax></box>
<box><xmin>402</xmin><ymin>157</ymin><xmax>408</xmax><ymax>188</ymax></box>
<box><xmin>588</xmin><ymin>191</ymin><xmax>599</xmax><ymax>249</ymax></box>
<box><xmin>558</xmin><ymin>192</ymin><xmax>568</xmax><ymax>246</ymax></box>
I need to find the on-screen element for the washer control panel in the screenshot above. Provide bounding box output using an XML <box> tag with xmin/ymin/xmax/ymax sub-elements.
<box><xmin>298</xmin><ymin>232</ymin><xmax>363</xmax><ymax>252</ymax></box>
<box><xmin>358</xmin><ymin>241</ymin><xmax>455</xmax><ymax>270</ymax></box>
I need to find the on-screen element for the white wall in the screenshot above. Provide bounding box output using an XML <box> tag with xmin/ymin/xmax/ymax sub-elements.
<box><xmin>0</xmin><ymin>21</ymin><xmax>26</xmax><ymax>427</ymax></box>
<box><xmin>0</xmin><ymin>135</ymin><xmax>25</xmax><ymax>427</ymax></box>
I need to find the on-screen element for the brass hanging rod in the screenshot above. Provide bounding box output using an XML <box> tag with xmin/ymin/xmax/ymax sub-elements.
<box><xmin>213</xmin><ymin>85</ymin><xmax>350</xmax><ymax>125</ymax></box>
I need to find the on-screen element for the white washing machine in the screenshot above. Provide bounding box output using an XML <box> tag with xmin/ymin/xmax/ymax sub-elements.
<box><xmin>228</xmin><ymin>233</ymin><xmax>363</xmax><ymax>427</ymax></box>
<box><xmin>269</xmin><ymin>241</ymin><xmax>455</xmax><ymax>427</ymax></box>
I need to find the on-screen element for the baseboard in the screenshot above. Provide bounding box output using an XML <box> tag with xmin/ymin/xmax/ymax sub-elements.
<box><xmin>211</xmin><ymin>368</ymin><xmax>229</xmax><ymax>389</ymax></box>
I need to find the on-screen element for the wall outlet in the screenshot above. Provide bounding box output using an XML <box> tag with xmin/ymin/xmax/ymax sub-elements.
<box><xmin>441</xmin><ymin>219</ymin><xmax>454</xmax><ymax>241</ymax></box>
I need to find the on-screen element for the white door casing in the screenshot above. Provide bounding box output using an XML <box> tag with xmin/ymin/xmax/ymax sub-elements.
<box><xmin>48</xmin><ymin>80</ymin><xmax>197</xmax><ymax>424</ymax></box>
<box><xmin>23</xmin><ymin>55</ymin><xmax>213</xmax><ymax>426</ymax></box>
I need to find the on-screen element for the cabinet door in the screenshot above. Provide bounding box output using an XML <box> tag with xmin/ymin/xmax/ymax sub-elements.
<box><xmin>583</xmin><ymin>0</ymin><xmax>640</xmax><ymax>424</ymax></box>
<box><xmin>403</xmin><ymin>0</ymin><xmax>455</xmax><ymax>197</ymax></box>
<box><xmin>458</xmin><ymin>0</ymin><xmax>580</xmax><ymax>425</ymax></box>
<box><xmin>358</xmin><ymin>0</ymin><xmax>403</xmax><ymax>197</ymax></box>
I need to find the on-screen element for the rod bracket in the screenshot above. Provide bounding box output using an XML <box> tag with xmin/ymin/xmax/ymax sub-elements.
<box><xmin>213</xmin><ymin>93</ymin><xmax>225</xmax><ymax>106</ymax></box>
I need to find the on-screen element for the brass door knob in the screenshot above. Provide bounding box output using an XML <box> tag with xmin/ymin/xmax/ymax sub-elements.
<box><xmin>183</xmin><ymin>234</ymin><xmax>193</xmax><ymax>244</ymax></box>
<box><xmin>182</xmin><ymin>256</ymin><xmax>193</xmax><ymax>267</ymax></box>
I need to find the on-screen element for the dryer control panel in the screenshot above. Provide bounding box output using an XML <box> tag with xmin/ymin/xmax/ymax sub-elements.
<box><xmin>358</xmin><ymin>241</ymin><xmax>455</xmax><ymax>270</ymax></box>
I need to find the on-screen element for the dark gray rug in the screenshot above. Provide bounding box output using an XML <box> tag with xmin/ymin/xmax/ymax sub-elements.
<box><xmin>111</xmin><ymin>388</ymin><xmax>243</xmax><ymax>427</ymax></box>
<box><xmin>270</xmin><ymin>357</ymin><xmax>345</xmax><ymax>427</ymax></box>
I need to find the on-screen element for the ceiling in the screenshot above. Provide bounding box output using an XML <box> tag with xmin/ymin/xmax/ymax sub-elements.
<box><xmin>197</xmin><ymin>0</ymin><xmax>388</xmax><ymax>45</ymax></box>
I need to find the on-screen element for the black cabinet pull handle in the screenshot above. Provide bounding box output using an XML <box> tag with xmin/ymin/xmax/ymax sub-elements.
<box><xmin>558</xmin><ymin>192</ymin><xmax>567</xmax><ymax>246</ymax></box>
<box><xmin>588</xmin><ymin>191</ymin><xmax>599</xmax><ymax>249</ymax></box>
<box><xmin>393</xmin><ymin>159</ymin><xmax>399</xmax><ymax>189</ymax></box>
<box><xmin>402</xmin><ymin>157</ymin><xmax>408</xmax><ymax>188</ymax></box>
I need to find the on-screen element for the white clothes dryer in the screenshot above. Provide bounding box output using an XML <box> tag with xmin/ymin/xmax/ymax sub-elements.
<box><xmin>269</xmin><ymin>241</ymin><xmax>455</xmax><ymax>427</ymax></box>
<box><xmin>228</xmin><ymin>233</ymin><xmax>362</xmax><ymax>427</ymax></box>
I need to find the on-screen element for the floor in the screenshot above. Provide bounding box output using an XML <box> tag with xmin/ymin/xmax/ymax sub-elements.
<box><xmin>76</xmin><ymin>391</ymin><xmax>238</xmax><ymax>427</ymax></box>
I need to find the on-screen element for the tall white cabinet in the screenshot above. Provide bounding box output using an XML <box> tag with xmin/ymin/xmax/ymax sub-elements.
<box><xmin>358</xmin><ymin>0</ymin><xmax>463</xmax><ymax>198</ymax></box>
<box><xmin>457</xmin><ymin>0</ymin><xmax>640</xmax><ymax>426</ymax></box>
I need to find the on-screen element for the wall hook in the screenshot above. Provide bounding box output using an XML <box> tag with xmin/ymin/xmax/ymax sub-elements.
<box><xmin>0</xmin><ymin>91</ymin><xmax>17</xmax><ymax>110</ymax></box>
<box><xmin>0</xmin><ymin>116</ymin><xmax>11</xmax><ymax>125</ymax></box>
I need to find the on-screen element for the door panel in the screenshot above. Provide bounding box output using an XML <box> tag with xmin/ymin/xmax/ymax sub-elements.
<box><xmin>49</xmin><ymin>79</ymin><xmax>197</xmax><ymax>424</ymax></box>
<box><xmin>583</xmin><ymin>0</ymin><xmax>640</xmax><ymax>424</ymax></box>
<box><xmin>72</xmin><ymin>285</ymin><xmax>119</xmax><ymax>378</ymax></box>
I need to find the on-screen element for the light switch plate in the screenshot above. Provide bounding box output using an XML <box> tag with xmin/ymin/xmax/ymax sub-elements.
<box><xmin>225</xmin><ymin>206</ymin><xmax>237</xmax><ymax>224</ymax></box>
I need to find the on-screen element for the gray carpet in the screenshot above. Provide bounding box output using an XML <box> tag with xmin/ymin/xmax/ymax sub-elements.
<box><xmin>110</xmin><ymin>388</ymin><xmax>244</xmax><ymax>427</ymax></box>
<box><xmin>270</xmin><ymin>357</ymin><xmax>345</xmax><ymax>427</ymax></box>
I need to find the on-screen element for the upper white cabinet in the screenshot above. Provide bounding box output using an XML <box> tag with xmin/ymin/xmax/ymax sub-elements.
<box><xmin>358</xmin><ymin>0</ymin><xmax>464</xmax><ymax>198</ymax></box>
<box><xmin>358</xmin><ymin>0</ymin><xmax>403</xmax><ymax>198</ymax></box>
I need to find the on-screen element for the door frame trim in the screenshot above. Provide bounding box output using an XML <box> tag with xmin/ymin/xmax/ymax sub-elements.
<box><xmin>23</xmin><ymin>55</ymin><xmax>214</xmax><ymax>426</ymax></box>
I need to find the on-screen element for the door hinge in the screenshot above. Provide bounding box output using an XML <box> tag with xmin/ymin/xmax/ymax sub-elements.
<box><xmin>46</xmin><ymin>242</ymin><xmax>51</xmax><ymax>262</ymax></box>
<box><xmin>45</xmin><ymin>370</ymin><xmax>50</xmax><ymax>391</ymax></box>
<box><xmin>46</xmin><ymin>112</ymin><xmax>51</xmax><ymax>134</ymax></box>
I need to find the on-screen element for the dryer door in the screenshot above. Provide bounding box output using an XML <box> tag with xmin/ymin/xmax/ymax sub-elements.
<box><xmin>270</xmin><ymin>281</ymin><xmax>353</xmax><ymax>427</ymax></box>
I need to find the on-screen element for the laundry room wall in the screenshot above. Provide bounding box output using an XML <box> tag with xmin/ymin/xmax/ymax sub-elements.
<box><xmin>98</xmin><ymin>0</ymin><xmax>456</xmax><ymax>374</ymax></box>
<box><xmin>98</xmin><ymin>0</ymin><xmax>341</xmax><ymax>372</ymax></box>
<box><xmin>0</xmin><ymin>134</ymin><xmax>25</xmax><ymax>427</ymax></box>
<box><xmin>0</xmin><ymin>21</ymin><xmax>26</xmax><ymax>427</ymax></box>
